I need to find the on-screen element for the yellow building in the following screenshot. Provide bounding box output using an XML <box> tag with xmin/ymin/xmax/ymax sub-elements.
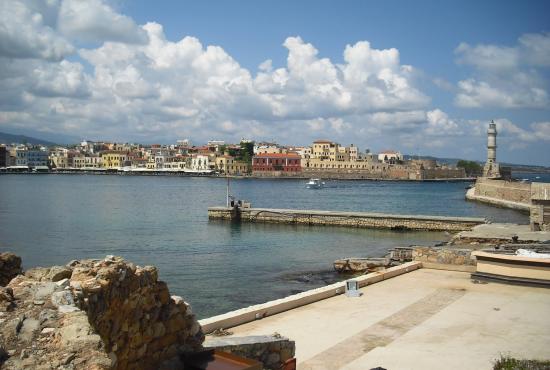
<box><xmin>215</xmin><ymin>156</ymin><xmax>250</xmax><ymax>175</ymax></box>
<box><xmin>100</xmin><ymin>151</ymin><xmax>128</xmax><ymax>169</ymax></box>
<box><xmin>311</xmin><ymin>140</ymin><xmax>352</xmax><ymax>162</ymax></box>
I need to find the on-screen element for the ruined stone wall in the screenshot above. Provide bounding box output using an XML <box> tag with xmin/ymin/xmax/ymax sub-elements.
<box><xmin>474</xmin><ymin>178</ymin><xmax>531</xmax><ymax>204</ymax></box>
<box><xmin>204</xmin><ymin>335</ymin><xmax>295</xmax><ymax>370</ymax></box>
<box><xmin>0</xmin><ymin>255</ymin><xmax>204</xmax><ymax>370</ymax></box>
<box><xmin>69</xmin><ymin>256</ymin><xmax>204</xmax><ymax>369</ymax></box>
<box><xmin>422</xmin><ymin>167</ymin><xmax>466</xmax><ymax>179</ymax></box>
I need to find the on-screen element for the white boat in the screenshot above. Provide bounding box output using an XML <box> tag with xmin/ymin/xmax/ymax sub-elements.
<box><xmin>306</xmin><ymin>178</ymin><xmax>325</xmax><ymax>189</ymax></box>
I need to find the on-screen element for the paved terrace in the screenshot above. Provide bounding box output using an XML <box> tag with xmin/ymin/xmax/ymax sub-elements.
<box><xmin>457</xmin><ymin>223</ymin><xmax>550</xmax><ymax>243</ymax></box>
<box><xmin>224</xmin><ymin>269</ymin><xmax>550</xmax><ymax>370</ymax></box>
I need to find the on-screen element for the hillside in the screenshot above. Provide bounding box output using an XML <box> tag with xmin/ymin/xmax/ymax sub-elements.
<box><xmin>0</xmin><ymin>131</ymin><xmax>58</xmax><ymax>146</ymax></box>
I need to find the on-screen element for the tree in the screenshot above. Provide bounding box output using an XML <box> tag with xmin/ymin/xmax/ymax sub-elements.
<box><xmin>457</xmin><ymin>160</ymin><xmax>483</xmax><ymax>177</ymax></box>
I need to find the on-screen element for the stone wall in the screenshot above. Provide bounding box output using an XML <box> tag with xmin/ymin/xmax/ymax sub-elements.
<box><xmin>208</xmin><ymin>207</ymin><xmax>485</xmax><ymax>232</ymax></box>
<box><xmin>0</xmin><ymin>255</ymin><xmax>204</xmax><ymax>370</ymax></box>
<box><xmin>204</xmin><ymin>335</ymin><xmax>295</xmax><ymax>370</ymax></box>
<box><xmin>413</xmin><ymin>247</ymin><xmax>476</xmax><ymax>267</ymax></box>
<box><xmin>0</xmin><ymin>252</ymin><xmax>22</xmax><ymax>286</ymax></box>
<box><xmin>473</xmin><ymin>178</ymin><xmax>532</xmax><ymax>204</ymax></box>
<box><xmin>69</xmin><ymin>256</ymin><xmax>204</xmax><ymax>369</ymax></box>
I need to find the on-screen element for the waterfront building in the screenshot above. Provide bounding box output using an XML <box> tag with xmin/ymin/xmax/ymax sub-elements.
<box><xmin>84</xmin><ymin>155</ymin><xmax>102</xmax><ymax>168</ymax></box>
<box><xmin>348</xmin><ymin>144</ymin><xmax>359</xmax><ymax>161</ymax></box>
<box><xmin>253</xmin><ymin>142</ymin><xmax>284</xmax><ymax>155</ymax></box>
<box><xmin>26</xmin><ymin>147</ymin><xmax>49</xmax><ymax>168</ymax></box>
<box><xmin>190</xmin><ymin>154</ymin><xmax>211</xmax><ymax>171</ymax></box>
<box><xmin>0</xmin><ymin>145</ymin><xmax>8</xmax><ymax>168</ymax></box>
<box><xmin>378</xmin><ymin>150</ymin><xmax>403</xmax><ymax>164</ymax></box>
<box><xmin>14</xmin><ymin>147</ymin><xmax>28</xmax><ymax>167</ymax></box>
<box><xmin>177</xmin><ymin>139</ymin><xmax>191</xmax><ymax>147</ymax></box>
<box><xmin>100</xmin><ymin>151</ymin><xmax>129</xmax><ymax>169</ymax></box>
<box><xmin>252</xmin><ymin>152</ymin><xmax>301</xmax><ymax>174</ymax></box>
<box><xmin>311</xmin><ymin>140</ymin><xmax>337</xmax><ymax>160</ymax></box>
<box><xmin>215</xmin><ymin>155</ymin><xmax>250</xmax><ymax>175</ymax></box>
<box><xmin>50</xmin><ymin>150</ymin><xmax>69</xmax><ymax>169</ymax></box>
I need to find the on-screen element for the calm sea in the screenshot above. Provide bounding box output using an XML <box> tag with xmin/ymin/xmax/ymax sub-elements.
<box><xmin>0</xmin><ymin>175</ymin><xmax>528</xmax><ymax>317</ymax></box>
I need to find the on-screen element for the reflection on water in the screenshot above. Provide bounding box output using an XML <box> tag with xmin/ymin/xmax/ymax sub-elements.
<box><xmin>0</xmin><ymin>174</ymin><xmax>529</xmax><ymax>317</ymax></box>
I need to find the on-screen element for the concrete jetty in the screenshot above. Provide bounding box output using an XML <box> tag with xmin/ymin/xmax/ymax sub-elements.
<box><xmin>208</xmin><ymin>207</ymin><xmax>486</xmax><ymax>232</ymax></box>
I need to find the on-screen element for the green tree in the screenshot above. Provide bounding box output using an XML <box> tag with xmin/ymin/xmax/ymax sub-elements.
<box><xmin>457</xmin><ymin>160</ymin><xmax>483</xmax><ymax>176</ymax></box>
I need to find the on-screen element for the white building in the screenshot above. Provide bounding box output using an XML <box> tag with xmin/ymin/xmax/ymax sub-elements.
<box><xmin>378</xmin><ymin>150</ymin><xmax>403</xmax><ymax>164</ymax></box>
<box><xmin>190</xmin><ymin>155</ymin><xmax>210</xmax><ymax>171</ymax></box>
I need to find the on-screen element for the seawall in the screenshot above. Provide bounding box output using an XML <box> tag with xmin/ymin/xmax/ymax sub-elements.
<box><xmin>208</xmin><ymin>207</ymin><xmax>486</xmax><ymax>231</ymax></box>
<box><xmin>465</xmin><ymin>187</ymin><xmax>531</xmax><ymax>212</ymax></box>
<box><xmin>466</xmin><ymin>178</ymin><xmax>532</xmax><ymax>211</ymax></box>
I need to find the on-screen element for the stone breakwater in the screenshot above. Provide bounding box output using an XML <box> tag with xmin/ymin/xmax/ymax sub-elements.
<box><xmin>208</xmin><ymin>207</ymin><xmax>486</xmax><ymax>232</ymax></box>
<box><xmin>0</xmin><ymin>254</ymin><xmax>204</xmax><ymax>370</ymax></box>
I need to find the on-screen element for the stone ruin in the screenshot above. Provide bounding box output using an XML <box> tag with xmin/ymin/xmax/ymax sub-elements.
<box><xmin>0</xmin><ymin>252</ymin><xmax>204</xmax><ymax>369</ymax></box>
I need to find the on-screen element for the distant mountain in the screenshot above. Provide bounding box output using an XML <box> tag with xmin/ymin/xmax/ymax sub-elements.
<box><xmin>0</xmin><ymin>131</ymin><xmax>58</xmax><ymax>146</ymax></box>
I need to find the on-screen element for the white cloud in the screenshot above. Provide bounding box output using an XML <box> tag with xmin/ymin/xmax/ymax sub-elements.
<box><xmin>455</xmin><ymin>78</ymin><xmax>549</xmax><ymax>109</ymax></box>
<box><xmin>531</xmin><ymin>122</ymin><xmax>550</xmax><ymax>140</ymax></box>
<box><xmin>30</xmin><ymin>60</ymin><xmax>90</xmax><ymax>98</ymax></box>
<box><xmin>454</xmin><ymin>33</ymin><xmax>550</xmax><ymax>109</ymax></box>
<box><xmin>0</xmin><ymin>0</ymin><xmax>74</xmax><ymax>61</ymax></box>
<box><xmin>519</xmin><ymin>32</ymin><xmax>550</xmax><ymax>67</ymax></box>
<box><xmin>455</xmin><ymin>42</ymin><xmax>518</xmax><ymax>71</ymax></box>
<box><xmin>58</xmin><ymin>0</ymin><xmax>148</xmax><ymax>44</ymax></box>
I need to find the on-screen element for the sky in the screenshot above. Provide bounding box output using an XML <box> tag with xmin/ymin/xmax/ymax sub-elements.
<box><xmin>0</xmin><ymin>0</ymin><xmax>549</xmax><ymax>165</ymax></box>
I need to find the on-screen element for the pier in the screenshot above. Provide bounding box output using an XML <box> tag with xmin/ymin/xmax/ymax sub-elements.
<box><xmin>208</xmin><ymin>207</ymin><xmax>486</xmax><ymax>231</ymax></box>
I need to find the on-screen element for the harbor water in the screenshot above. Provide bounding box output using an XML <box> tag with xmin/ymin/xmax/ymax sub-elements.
<box><xmin>0</xmin><ymin>175</ymin><xmax>528</xmax><ymax>317</ymax></box>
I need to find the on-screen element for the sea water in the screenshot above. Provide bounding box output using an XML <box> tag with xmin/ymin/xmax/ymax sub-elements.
<box><xmin>0</xmin><ymin>175</ymin><xmax>528</xmax><ymax>317</ymax></box>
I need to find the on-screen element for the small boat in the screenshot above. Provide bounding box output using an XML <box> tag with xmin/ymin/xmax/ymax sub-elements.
<box><xmin>306</xmin><ymin>178</ymin><xmax>325</xmax><ymax>189</ymax></box>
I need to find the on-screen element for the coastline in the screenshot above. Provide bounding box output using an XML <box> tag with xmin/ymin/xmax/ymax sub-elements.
<box><xmin>0</xmin><ymin>170</ymin><xmax>476</xmax><ymax>182</ymax></box>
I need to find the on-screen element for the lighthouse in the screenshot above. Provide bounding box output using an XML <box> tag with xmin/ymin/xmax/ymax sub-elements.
<box><xmin>483</xmin><ymin>120</ymin><xmax>500</xmax><ymax>178</ymax></box>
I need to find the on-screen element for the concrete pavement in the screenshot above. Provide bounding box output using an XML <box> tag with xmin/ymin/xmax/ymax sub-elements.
<box><xmin>226</xmin><ymin>269</ymin><xmax>550</xmax><ymax>370</ymax></box>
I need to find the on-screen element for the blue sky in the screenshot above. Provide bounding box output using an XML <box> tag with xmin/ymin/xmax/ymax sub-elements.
<box><xmin>1</xmin><ymin>0</ymin><xmax>549</xmax><ymax>165</ymax></box>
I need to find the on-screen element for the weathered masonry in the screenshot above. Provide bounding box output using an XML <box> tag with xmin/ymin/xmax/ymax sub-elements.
<box><xmin>208</xmin><ymin>207</ymin><xmax>485</xmax><ymax>232</ymax></box>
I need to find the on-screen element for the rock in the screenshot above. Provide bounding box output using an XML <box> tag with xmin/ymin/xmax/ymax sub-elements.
<box><xmin>33</xmin><ymin>282</ymin><xmax>57</xmax><ymax>300</ymax></box>
<box><xmin>38</xmin><ymin>309</ymin><xmax>57</xmax><ymax>326</ymax></box>
<box><xmin>56</xmin><ymin>278</ymin><xmax>70</xmax><ymax>289</ymax></box>
<box><xmin>46</xmin><ymin>266</ymin><xmax>72</xmax><ymax>282</ymax></box>
<box><xmin>62</xmin><ymin>352</ymin><xmax>76</xmax><ymax>365</ymax></box>
<box><xmin>51</xmin><ymin>290</ymin><xmax>75</xmax><ymax>307</ymax></box>
<box><xmin>0</xmin><ymin>287</ymin><xmax>15</xmax><ymax>312</ymax></box>
<box><xmin>20</xmin><ymin>348</ymin><xmax>30</xmax><ymax>359</ymax></box>
<box><xmin>25</xmin><ymin>267</ymin><xmax>51</xmax><ymax>282</ymax></box>
<box><xmin>15</xmin><ymin>314</ymin><xmax>26</xmax><ymax>334</ymax></box>
<box><xmin>0</xmin><ymin>252</ymin><xmax>22</xmax><ymax>286</ymax></box>
<box><xmin>18</xmin><ymin>317</ymin><xmax>39</xmax><ymax>343</ymax></box>
<box><xmin>58</xmin><ymin>305</ymin><xmax>80</xmax><ymax>314</ymax></box>
<box><xmin>0</xmin><ymin>346</ymin><xmax>8</xmax><ymax>363</ymax></box>
<box><xmin>41</xmin><ymin>327</ymin><xmax>55</xmax><ymax>334</ymax></box>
